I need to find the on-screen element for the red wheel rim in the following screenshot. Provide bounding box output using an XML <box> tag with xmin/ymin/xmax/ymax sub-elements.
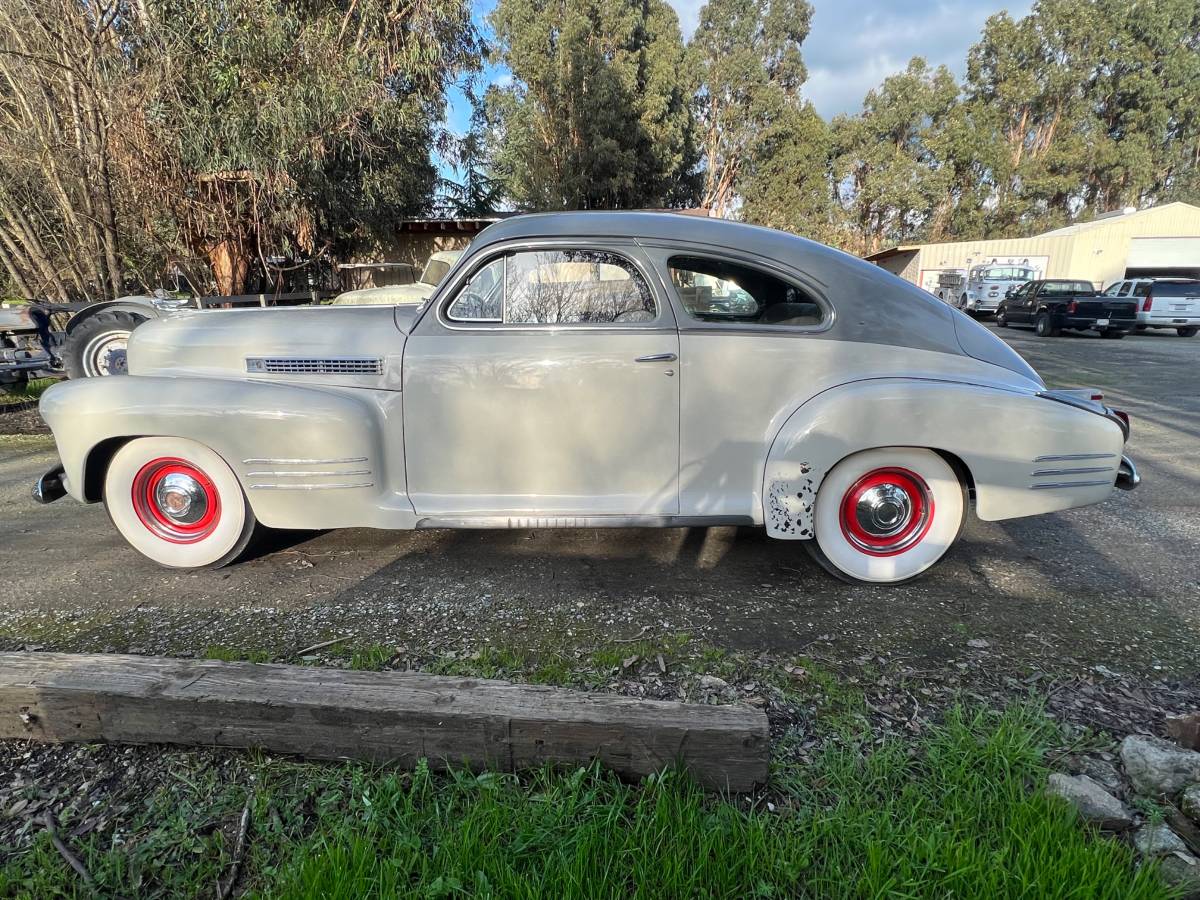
<box><xmin>131</xmin><ymin>457</ymin><xmax>221</xmax><ymax>544</ymax></box>
<box><xmin>839</xmin><ymin>467</ymin><xmax>934</xmax><ymax>557</ymax></box>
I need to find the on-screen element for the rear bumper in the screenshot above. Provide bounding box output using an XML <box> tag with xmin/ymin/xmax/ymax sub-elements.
<box><xmin>1138</xmin><ymin>313</ymin><xmax>1200</xmax><ymax>328</ymax></box>
<box><xmin>1116</xmin><ymin>455</ymin><xmax>1139</xmax><ymax>491</ymax></box>
<box><xmin>1058</xmin><ymin>315</ymin><xmax>1135</xmax><ymax>331</ymax></box>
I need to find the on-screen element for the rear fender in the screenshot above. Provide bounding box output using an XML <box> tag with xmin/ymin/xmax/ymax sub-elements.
<box><xmin>38</xmin><ymin>375</ymin><xmax>409</xmax><ymax>529</ymax></box>
<box><xmin>763</xmin><ymin>379</ymin><xmax>1125</xmax><ymax>539</ymax></box>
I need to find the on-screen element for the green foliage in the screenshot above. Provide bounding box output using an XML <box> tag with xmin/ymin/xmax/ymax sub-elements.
<box><xmin>485</xmin><ymin>0</ymin><xmax>699</xmax><ymax>209</ymax></box>
<box><xmin>831</xmin><ymin>58</ymin><xmax>960</xmax><ymax>253</ymax></box>
<box><xmin>0</xmin><ymin>707</ymin><xmax>1171</xmax><ymax>898</ymax></box>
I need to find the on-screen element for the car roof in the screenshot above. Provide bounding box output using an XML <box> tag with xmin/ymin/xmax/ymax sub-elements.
<box><xmin>471</xmin><ymin>211</ymin><xmax>857</xmax><ymax>269</ymax></box>
<box><xmin>429</xmin><ymin>250</ymin><xmax>464</xmax><ymax>262</ymax></box>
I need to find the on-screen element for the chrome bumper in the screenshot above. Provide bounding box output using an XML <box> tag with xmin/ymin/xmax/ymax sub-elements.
<box><xmin>32</xmin><ymin>463</ymin><xmax>66</xmax><ymax>504</ymax></box>
<box><xmin>1116</xmin><ymin>455</ymin><xmax>1140</xmax><ymax>491</ymax></box>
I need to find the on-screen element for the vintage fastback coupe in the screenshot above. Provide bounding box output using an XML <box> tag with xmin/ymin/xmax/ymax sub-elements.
<box><xmin>34</xmin><ymin>213</ymin><xmax>1140</xmax><ymax>584</ymax></box>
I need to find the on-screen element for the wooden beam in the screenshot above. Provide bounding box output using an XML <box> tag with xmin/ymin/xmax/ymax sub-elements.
<box><xmin>0</xmin><ymin>653</ymin><xmax>769</xmax><ymax>791</ymax></box>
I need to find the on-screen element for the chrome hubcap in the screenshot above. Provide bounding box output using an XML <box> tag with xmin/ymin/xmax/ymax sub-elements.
<box><xmin>154</xmin><ymin>473</ymin><xmax>208</xmax><ymax>524</ymax></box>
<box><xmin>854</xmin><ymin>484</ymin><xmax>913</xmax><ymax>537</ymax></box>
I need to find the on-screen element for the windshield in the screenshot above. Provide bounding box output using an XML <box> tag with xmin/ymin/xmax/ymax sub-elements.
<box><xmin>1146</xmin><ymin>281</ymin><xmax>1200</xmax><ymax>297</ymax></box>
<box><xmin>1041</xmin><ymin>281</ymin><xmax>1096</xmax><ymax>296</ymax></box>
<box><xmin>979</xmin><ymin>267</ymin><xmax>1033</xmax><ymax>281</ymax></box>
<box><xmin>420</xmin><ymin>258</ymin><xmax>453</xmax><ymax>287</ymax></box>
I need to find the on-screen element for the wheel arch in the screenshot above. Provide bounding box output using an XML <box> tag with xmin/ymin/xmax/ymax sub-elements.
<box><xmin>39</xmin><ymin>374</ymin><xmax>401</xmax><ymax>529</ymax></box>
<box><xmin>762</xmin><ymin>378</ymin><xmax>1122</xmax><ymax>540</ymax></box>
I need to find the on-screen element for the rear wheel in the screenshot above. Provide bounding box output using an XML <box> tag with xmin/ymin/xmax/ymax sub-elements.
<box><xmin>65</xmin><ymin>309</ymin><xmax>149</xmax><ymax>378</ymax></box>
<box><xmin>804</xmin><ymin>448</ymin><xmax>967</xmax><ymax>585</ymax></box>
<box><xmin>1034</xmin><ymin>313</ymin><xmax>1059</xmax><ymax>337</ymax></box>
<box><xmin>103</xmin><ymin>437</ymin><xmax>257</xmax><ymax>568</ymax></box>
<box><xmin>1179</xmin><ymin>327</ymin><xmax>1198</xmax><ymax>338</ymax></box>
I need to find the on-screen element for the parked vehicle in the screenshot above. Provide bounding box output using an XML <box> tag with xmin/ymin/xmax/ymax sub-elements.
<box><xmin>944</xmin><ymin>264</ymin><xmax>1036</xmax><ymax>315</ymax></box>
<box><xmin>1101</xmin><ymin>278</ymin><xmax>1200</xmax><ymax>337</ymax></box>
<box><xmin>34</xmin><ymin>212</ymin><xmax>1138</xmax><ymax>585</ymax></box>
<box><xmin>0</xmin><ymin>303</ymin><xmax>55</xmax><ymax>386</ymax></box>
<box><xmin>330</xmin><ymin>250</ymin><xmax>464</xmax><ymax>306</ymax></box>
<box><xmin>996</xmin><ymin>279</ymin><xmax>1137</xmax><ymax>338</ymax></box>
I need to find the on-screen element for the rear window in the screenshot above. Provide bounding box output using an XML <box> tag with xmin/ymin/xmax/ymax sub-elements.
<box><xmin>1040</xmin><ymin>281</ymin><xmax>1096</xmax><ymax>296</ymax></box>
<box><xmin>1146</xmin><ymin>281</ymin><xmax>1200</xmax><ymax>297</ymax></box>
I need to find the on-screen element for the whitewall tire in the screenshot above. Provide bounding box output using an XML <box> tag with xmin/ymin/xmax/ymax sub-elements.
<box><xmin>103</xmin><ymin>437</ymin><xmax>257</xmax><ymax>568</ymax></box>
<box><xmin>806</xmin><ymin>447</ymin><xmax>966</xmax><ymax>584</ymax></box>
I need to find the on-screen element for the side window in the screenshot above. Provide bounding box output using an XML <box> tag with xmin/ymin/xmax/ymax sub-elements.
<box><xmin>1133</xmin><ymin>281</ymin><xmax>1152</xmax><ymax>296</ymax></box>
<box><xmin>666</xmin><ymin>256</ymin><xmax>823</xmax><ymax>326</ymax></box>
<box><xmin>446</xmin><ymin>257</ymin><xmax>504</xmax><ymax>321</ymax></box>
<box><xmin>504</xmin><ymin>250</ymin><xmax>655</xmax><ymax>325</ymax></box>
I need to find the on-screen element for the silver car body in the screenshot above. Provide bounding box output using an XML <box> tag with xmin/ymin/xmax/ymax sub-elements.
<box><xmin>41</xmin><ymin>213</ymin><xmax>1128</xmax><ymax>545</ymax></box>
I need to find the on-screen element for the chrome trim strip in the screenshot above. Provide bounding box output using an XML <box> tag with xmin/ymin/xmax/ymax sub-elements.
<box><xmin>1030</xmin><ymin>466</ymin><xmax>1114</xmax><ymax>476</ymax></box>
<box><xmin>249</xmin><ymin>482</ymin><xmax>374</xmax><ymax>490</ymax></box>
<box><xmin>414</xmin><ymin>514</ymin><xmax>756</xmax><ymax>529</ymax></box>
<box><xmin>1029</xmin><ymin>480</ymin><xmax>1114</xmax><ymax>490</ymax></box>
<box><xmin>242</xmin><ymin>457</ymin><xmax>368</xmax><ymax>465</ymax></box>
<box><xmin>245</xmin><ymin>470</ymin><xmax>371</xmax><ymax>477</ymax></box>
<box><xmin>246</xmin><ymin>356</ymin><xmax>383</xmax><ymax>375</ymax></box>
<box><xmin>1032</xmin><ymin>453</ymin><xmax>1117</xmax><ymax>462</ymax></box>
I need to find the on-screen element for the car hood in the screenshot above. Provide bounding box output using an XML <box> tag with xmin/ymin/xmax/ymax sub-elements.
<box><xmin>128</xmin><ymin>305</ymin><xmax>406</xmax><ymax>390</ymax></box>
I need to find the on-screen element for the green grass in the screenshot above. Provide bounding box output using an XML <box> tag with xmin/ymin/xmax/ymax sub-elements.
<box><xmin>0</xmin><ymin>376</ymin><xmax>55</xmax><ymax>406</ymax></box>
<box><xmin>0</xmin><ymin>706</ymin><xmax>1170</xmax><ymax>899</ymax></box>
<box><xmin>202</xmin><ymin>645</ymin><xmax>271</xmax><ymax>664</ymax></box>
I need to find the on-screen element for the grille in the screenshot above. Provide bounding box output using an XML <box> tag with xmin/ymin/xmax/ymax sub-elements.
<box><xmin>246</xmin><ymin>357</ymin><xmax>382</xmax><ymax>375</ymax></box>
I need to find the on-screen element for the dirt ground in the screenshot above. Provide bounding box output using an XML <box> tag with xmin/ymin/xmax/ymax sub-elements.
<box><xmin>1</xmin><ymin>324</ymin><xmax>1198</xmax><ymax>689</ymax></box>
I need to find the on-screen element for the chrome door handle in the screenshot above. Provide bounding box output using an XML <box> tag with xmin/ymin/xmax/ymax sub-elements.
<box><xmin>635</xmin><ymin>353</ymin><xmax>677</xmax><ymax>363</ymax></box>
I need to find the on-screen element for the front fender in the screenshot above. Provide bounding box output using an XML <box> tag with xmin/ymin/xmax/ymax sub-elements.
<box><xmin>38</xmin><ymin>375</ymin><xmax>408</xmax><ymax>528</ymax></box>
<box><xmin>762</xmin><ymin>378</ymin><xmax>1125</xmax><ymax>539</ymax></box>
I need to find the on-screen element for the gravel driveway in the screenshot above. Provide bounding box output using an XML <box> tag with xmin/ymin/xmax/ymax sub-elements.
<box><xmin>1</xmin><ymin>324</ymin><xmax>1197</xmax><ymax>683</ymax></box>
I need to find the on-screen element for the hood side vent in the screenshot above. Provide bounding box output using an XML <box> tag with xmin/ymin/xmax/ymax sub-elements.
<box><xmin>247</xmin><ymin>357</ymin><xmax>382</xmax><ymax>375</ymax></box>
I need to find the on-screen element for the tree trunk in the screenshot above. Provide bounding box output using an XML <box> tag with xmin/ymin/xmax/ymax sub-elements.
<box><xmin>207</xmin><ymin>238</ymin><xmax>250</xmax><ymax>296</ymax></box>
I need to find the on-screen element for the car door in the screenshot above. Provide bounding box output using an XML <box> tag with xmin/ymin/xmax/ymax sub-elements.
<box><xmin>1007</xmin><ymin>284</ymin><xmax>1032</xmax><ymax>322</ymax></box>
<box><xmin>402</xmin><ymin>243</ymin><xmax>680</xmax><ymax>518</ymax></box>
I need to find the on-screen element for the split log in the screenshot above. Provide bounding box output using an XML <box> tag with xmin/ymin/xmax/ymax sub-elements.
<box><xmin>0</xmin><ymin>653</ymin><xmax>769</xmax><ymax>791</ymax></box>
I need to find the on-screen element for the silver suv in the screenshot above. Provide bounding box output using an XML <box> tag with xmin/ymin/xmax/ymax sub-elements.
<box><xmin>1101</xmin><ymin>278</ymin><xmax>1199</xmax><ymax>337</ymax></box>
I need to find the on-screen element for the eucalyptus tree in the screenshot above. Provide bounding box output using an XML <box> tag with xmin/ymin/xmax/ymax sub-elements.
<box><xmin>485</xmin><ymin>0</ymin><xmax>698</xmax><ymax>210</ymax></box>
<box><xmin>831</xmin><ymin>58</ymin><xmax>959</xmax><ymax>256</ymax></box>
<box><xmin>0</xmin><ymin>0</ymin><xmax>482</xmax><ymax>299</ymax></box>
<box><xmin>688</xmin><ymin>0</ymin><xmax>818</xmax><ymax>220</ymax></box>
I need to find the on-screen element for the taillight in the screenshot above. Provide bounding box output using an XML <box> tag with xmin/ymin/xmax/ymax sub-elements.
<box><xmin>1066</xmin><ymin>300</ymin><xmax>1077</xmax><ymax>313</ymax></box>
<box><xmin>1113</xmin><ymin>409</ymin><xmax>1130</xmax><ymax>432</ymax></box>
<box><xmin>1143</xmin><ymin>295</ymin><xmax>1153</xmax><ymax>311</ymax></box>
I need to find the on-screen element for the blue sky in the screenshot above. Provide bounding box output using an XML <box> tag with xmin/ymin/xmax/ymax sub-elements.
<box><xmin>440</xmin><ymin>0</ymin><xmax>1032</xmax><ymax>181</ymax></box>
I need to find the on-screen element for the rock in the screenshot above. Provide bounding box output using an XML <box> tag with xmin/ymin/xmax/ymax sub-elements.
<box><xmin>1121</xmin><ymin>735</ymin><xmax>1200</xmax><ymax>796</ymax></box>
<box><xmin>698</xmin><ymin>675</ymin><xmax>729</xmax><ymax>693</ymax></box>
<box><xmin>1134</xmin><ymin>823</ymin><xmax>1188</xmax><ymax>857</ymax></box>
<box><xmin>1078</xmin><ymin>757</ymin><xmax>1125</xmax><ymax>795</ymax></box>
<box><xmin>966</xmin><ymin>638</ymin><xmax>990</xmax><ymax>649</ymax></box>
<box><xmin>1157</xmin><ymin>853</ymin><xmax>1200</xmax><ymax>900</ymax></box>
<box><xmin>1047</xmin><ymin>774</ymin><xmax>1133</xmax><ymax>830</ymax></box>
<box><xmin>1184</xmin><ymin>785</ymin><xmax>1200</xmax><ymax>824</ymax></box>
<box><xmin>1168</xmin><ymin>714</ymin><xmax>1200</xmax><ymax>751</ymax></box>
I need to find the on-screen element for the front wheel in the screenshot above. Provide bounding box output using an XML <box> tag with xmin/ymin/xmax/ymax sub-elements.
<box><xmin>1034</xmin><ymin>313</ymin><xmax>1059</xmax><ymax>337</ymax></box>
<box><xmin>996</xmin><ymin>307</ymin><xmax>1009</xmax><ymax>327</ymax></box>
<box><xmin>804</xmin><ymin>448</ymin><xmax>967</xmax><ymax>584</ymax></box>
<box><xmin>1179</xmin><ymin>327</ymin><xmax>1198</xmax><ymax>338</ymax></box>
<box><xmin>103</xmin><ymin>436</ymin><xmax>257</xmax><ymax>568</ymax></box>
